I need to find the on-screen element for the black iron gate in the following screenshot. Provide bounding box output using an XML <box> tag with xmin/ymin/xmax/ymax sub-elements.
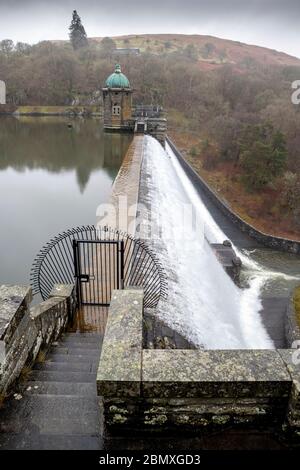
<box><xmin>31</xmin><ymin>226</ymin><xmax>167</xmax><ymax>309</ymax></box>
<box><xmin>73</xmin><ymin>239</ymin><xmax>124</xmax><ymax>306</ymax></box>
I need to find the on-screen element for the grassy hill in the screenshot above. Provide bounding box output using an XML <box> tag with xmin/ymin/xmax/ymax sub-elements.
<box><xmin>1</xmin><ymin>33</ymin><xmax>300</xmax><ymax>240</ymax></box>
<box><xmin>92</xmin><ymin>33</ymin><xmax>300</xmax><ymax>68</ymax></box>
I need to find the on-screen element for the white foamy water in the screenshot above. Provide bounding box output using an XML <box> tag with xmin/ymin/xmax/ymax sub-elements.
<box><xmin>143</xmin><ymin>136</ymin><xmax>274</xmax><ymax>349</ymax></box>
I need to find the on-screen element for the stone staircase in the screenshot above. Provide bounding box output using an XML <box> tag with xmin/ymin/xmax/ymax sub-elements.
<box><xmin>0</xmin><ymin>332</ymin><xmax>103</xmax><ymax>450</ymax></box>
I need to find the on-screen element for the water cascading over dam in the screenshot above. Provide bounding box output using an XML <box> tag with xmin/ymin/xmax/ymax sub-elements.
<box><xmin>140</xmin><ymin>136</ymin><xmax>281</xmax><ymax>349</ymax></box>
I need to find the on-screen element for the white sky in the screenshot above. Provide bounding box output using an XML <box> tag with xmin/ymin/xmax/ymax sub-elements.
<box><xmin>0</xmin><ymin>0</ymin><xmax>299</xmax><ymax>58</ymax></box>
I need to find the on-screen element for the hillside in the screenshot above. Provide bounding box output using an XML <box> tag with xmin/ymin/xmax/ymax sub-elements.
<box><xmin>1</xmin><ymin>33</ymin><xmax>300</xmax><ymax>240</ymax></box>
<box><xmin>93</xmin><ymin>33</ymin><xmax>300</xmax><ymax>68</ymax></box>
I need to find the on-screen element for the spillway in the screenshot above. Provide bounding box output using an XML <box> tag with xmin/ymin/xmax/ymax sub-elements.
<box><xmin>139</xmin><ymin>136</ymin><xmax>297</xmax><ymax>349</ymax></box>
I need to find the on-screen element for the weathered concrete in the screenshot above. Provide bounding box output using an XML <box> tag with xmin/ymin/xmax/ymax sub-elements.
<box><xmin>0</xmin><ymin>285</ymin><xmax>32</xmax><ymax>348</ymax></box>
<box><xmin>97</xmin><ymin>135</ymin><xmax>144</xmax><ymax>235</ymax></box>
<box><xmin>97</xmin><ymin>289</ymin><xmax>143</xmax><ymax>398</ymax></box>
<box><xmin>97</xmin><ymin>290</ymin><xmax>300</xmax><ymax>447</ymax></box>
<box><xmin>0</xmin><ymin>332</ymin><xmax>103</xmax><ymax>450</ymax></box>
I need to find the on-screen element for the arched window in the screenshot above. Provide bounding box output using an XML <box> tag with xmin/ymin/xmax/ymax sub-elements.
<box><xmin>112</xmin><ymin>104</ymin><xmax>121</xmax><ymax>116</ymax></box>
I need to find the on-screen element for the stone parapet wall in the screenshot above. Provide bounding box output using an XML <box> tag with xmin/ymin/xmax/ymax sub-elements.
<box><xmin>0</xmin><ymin>284</ymin><xmax>75</xmax><ymax>395</ymax></box>
<box><xmin>97</xmin><ymin>289</ymin><xmax>300</xmax><ymax>446</ymax></box>
<box><xmin>97</xmin><ymin>135</ymin><xmax>145</xmax><ymax>235</ymax></box>
<box><xmin>166</xmin><ymin>137</ymin><xmax>300</xmax><ymax>255</ymax></box>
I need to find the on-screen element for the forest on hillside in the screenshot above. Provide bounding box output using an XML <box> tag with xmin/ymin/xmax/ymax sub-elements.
<box><xmin>0</xmin><ymin>34</ymin><xmax>300</xmax><ymax>235</ymax></box>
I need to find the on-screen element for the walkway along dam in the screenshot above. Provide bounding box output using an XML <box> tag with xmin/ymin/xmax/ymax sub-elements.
<box><xmin>0</xmin><ymin>134</ymin><xmax>300</xmax><ymax>449</ymax></box>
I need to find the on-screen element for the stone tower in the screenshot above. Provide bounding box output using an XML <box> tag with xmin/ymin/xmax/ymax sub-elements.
<box><xmin>103</xmin><ymin>64</ymin><xmax>132</xmax><ymax>130</ymax></box>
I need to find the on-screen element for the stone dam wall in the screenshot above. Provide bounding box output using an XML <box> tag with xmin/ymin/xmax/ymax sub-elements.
<box><xmin>166</xmin><ymin>137</ymin><xmax>300</xmax><ymax>255</ymax></box>
<box><xmin>97</xmin><ymin>289</ymin><xmax>300</xmax><ymax>448</ymax></box>
<box><xmin>0</xmin><ymin>284</ymin><xmax>76</xmax><ymax>395</ymax></box>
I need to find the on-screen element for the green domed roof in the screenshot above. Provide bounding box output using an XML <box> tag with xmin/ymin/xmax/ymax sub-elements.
<box><xmin>105</xmin><ymin>64</ymin><xmax>131</xmax><ymax>88</ymax></box>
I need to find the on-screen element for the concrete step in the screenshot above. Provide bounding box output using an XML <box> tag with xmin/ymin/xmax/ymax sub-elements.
<box><xmin>24</xmin><ymin>381</ymin><xmax>97</xmax><ymax>396</ymax></box>
<box><xmin>0</xmin><ymin>433</ymin><xmax>102</xmax><ymax>450</ymax></box>
<box><xmin>61</xmin><ymin>335</ymin><xmax>102</xmax><ymax>344</ymax></box>
<box><xmin>56</xmin><ymin>341</ymin><xmax>102</xmax><ymax>350</ymax></box>
<box><xmin>33</xmin><ymin>362</ymin><xmax>95</xmax><ymax>373</ymax></box>
<box><xmin>64</xmin><ymin>332</ymin><xmax>102</xmax><ymax>338</ymax></box>
<box><xmin>1</xmin><ymin>395</ymin><xmax>101</xmax><ymax>436</ymax></box>
<box><xmin>46</xmin><ymin>353</ymin><xmax>101</xmax><ymax>363</ymax></box>
<box><xmin>30</xmin><ymin>370</ymin><xmax>96</xmax><ymax>383</ymax></box>
<box><xmin>50</xmin><ymin>346</ymin><xmax>100</xmax><ymax>356</ymax></box>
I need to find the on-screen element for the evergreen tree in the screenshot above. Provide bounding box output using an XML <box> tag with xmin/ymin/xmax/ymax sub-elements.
<box><xmin>69</xmin><ymin>10</ymin><xmax>88</xmax><ymax>50</ymax></box>
<box><xmin>240</xmin><ymin>125</ymin><xmax>287</xmax><ymax>190</ymax></box>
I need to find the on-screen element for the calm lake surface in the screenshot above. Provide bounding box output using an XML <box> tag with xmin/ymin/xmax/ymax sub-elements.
<box><xmin>0</xmin><ymin>116</ymin><xmax>132</xmax><ymax>285</ymax></box>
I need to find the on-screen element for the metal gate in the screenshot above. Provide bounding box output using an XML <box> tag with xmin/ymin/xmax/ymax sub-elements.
<box><xmin>31</xmin><ymin>226</ymin><xmax>167</xmax><ymax>309</ymax></box>
<box><xmin>73</xmin><ymin>239</ymin><xmax>124</xmax><ymax>306</ymax></box>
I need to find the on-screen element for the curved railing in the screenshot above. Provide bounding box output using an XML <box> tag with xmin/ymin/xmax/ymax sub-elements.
<box><xmin>30</xmin><ymin>225</ymin><xmax>167</xmax><ymax>309</ymax></box>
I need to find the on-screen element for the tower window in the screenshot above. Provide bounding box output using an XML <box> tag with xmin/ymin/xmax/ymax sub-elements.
<box><xmin>112</xmin><ymin>105</ymin><xmax>121</xmax><ymax>116</ymax></box>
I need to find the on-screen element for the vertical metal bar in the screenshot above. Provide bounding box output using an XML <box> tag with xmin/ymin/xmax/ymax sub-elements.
<box><xmin>108</xmin><ymin>239</ymin><xmax>111</xmax><ymax>302</ymax></box>
<box><xmin>73</xmin><ymin>240</ymin><xmax>81</xmax><ymax>305</ymax></box>
<box><xmin>95</xmin><ymin>236</ymin><xmax>100</xmax><ymax>305</ymax></box>
<box><xmin>116</xmin><ymin>242</ymin><xmax>120</xmax><ymax>290</ymax></box>
<box><xmin>120</xmin><ymin>240</ymin><xmax>125</xmax><ymax>289</ymax></box>
<box><xmin>92</xmin><ymin>241</ymin><xmax>95</xmax><ymax>304</ymax></box>
<box><xmin>113</xmin><ymin>240</ymin><xmax>116</xmax><ymax>292</ymax></box>
<box><xmin>87</xmin><ymin>241</ymin><xmax>92</xmax><ymax>304</ymax></box>
<box><xmin>100</xmin><ymin>241</ymin><xmax>103</xmax><ymax>305</ymax></box>
<box><xmin>104</xmin><ymin>240</ymin><xmax>108</xmax><ymax>305</ymax></box>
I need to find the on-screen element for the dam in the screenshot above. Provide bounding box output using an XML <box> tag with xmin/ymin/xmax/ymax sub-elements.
<box><xmin>1</xmin><ymin>128</ymin><xmax>300</xmax><ymax>449</ymax></box>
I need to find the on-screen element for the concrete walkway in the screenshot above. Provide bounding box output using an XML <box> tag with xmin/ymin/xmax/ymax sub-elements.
<box><xmin>0</xmin><ymin>331</ymin><xmax>103</xmax><ymax>450</ymax></box>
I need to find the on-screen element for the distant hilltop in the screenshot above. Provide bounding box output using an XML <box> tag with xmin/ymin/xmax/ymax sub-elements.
<box><xmin>53</xmin><ymin>33</ymin><xmax>300</xmax><ymax>69</ymax></box>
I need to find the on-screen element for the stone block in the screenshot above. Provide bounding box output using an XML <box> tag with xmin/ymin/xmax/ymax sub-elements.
<box><xmin>97</xmin><ymin>289</ymin><xmax>143</xmax><ymax>398</ymax></box>
<box><xmin>0</xmin><ymin>285</ymin><xmax>32</xmax><ymax>347</ymax></box>
<box><xmin>49</xmin><ymin>284</ymin><xmax>74</xmax><ymax>299</ymax></box>
<box><xmin>142</xmin><ymin>350</ymin><xmax>291</xmax><ymax>398</ymax></box>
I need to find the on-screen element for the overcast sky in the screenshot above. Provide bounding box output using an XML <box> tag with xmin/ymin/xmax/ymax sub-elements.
<box><xmin>0</xmin><ymin>0</ymin><xmax>299</xmax><ymax>58</ymax></box>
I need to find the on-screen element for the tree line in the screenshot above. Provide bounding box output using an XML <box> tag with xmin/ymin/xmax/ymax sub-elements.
<box><xmin>0</xmin><ymin>11</ymin><xmax>299</xmax><ymax>225</ymax></box>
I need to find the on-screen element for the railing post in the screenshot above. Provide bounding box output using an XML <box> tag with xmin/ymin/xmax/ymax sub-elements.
<box><xmin>120</xmin><ymin>240</ymin><xmax>125</xmax><ymax>289</ymax></box>
<box><xmin>72</xmin><ymin>239</ymin><xmax>81</xmax><ymax>306</ymax></box>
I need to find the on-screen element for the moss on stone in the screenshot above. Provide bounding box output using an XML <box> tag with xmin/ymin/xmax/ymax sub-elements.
<box><xmin>212</xmin><ymin>415</ymin><xmax>230</xmax><ymax>425</ymax></box>
<box><xmin>294</xmin><ymin>287</ymin><xmax>300</xmax><ymax>328</ymax></box>
<box><xmin>144</xmin><ymin>414</ymin><xmax>168</xmax><ymax>425</ymax></box>
<box><xmin>112</xmin><ymin>413</ymin><xmax>128</xmax><ymax>424</ymax></box>
<box><xmin>109</xmin><ymin>405</ymin><xmax>128</xmax><ymax>414</ymax></box>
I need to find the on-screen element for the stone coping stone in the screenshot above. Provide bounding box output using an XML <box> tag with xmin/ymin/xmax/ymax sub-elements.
<box><xmin>97</xmin><ymin>289</ymin><xmax>143</xmax><ymax>398</ymax></box>
<box><xmin>30</xmin><ymin>296</ymin><xmax>66</xmax><ymax>319</ymax></box>
<box><xmin>142</xmin><ymin>350</ymin><xmax>292</xmax><ymax>398</ymax></box>
<box><xmin>49</xmin><ymin>284</ymin><xmax>74</xmax><ymax>299</ymax></box>
<box><xmin>0</xmin><ymin>285</ymin><xmax>32</xmax><ymax>341</ymax></box>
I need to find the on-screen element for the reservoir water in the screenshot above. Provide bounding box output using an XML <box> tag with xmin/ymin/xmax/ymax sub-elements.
<box><xmin>0</xmin><ymin>116</ymin><xmax>131</xmax><ymax>285</ymax></box>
